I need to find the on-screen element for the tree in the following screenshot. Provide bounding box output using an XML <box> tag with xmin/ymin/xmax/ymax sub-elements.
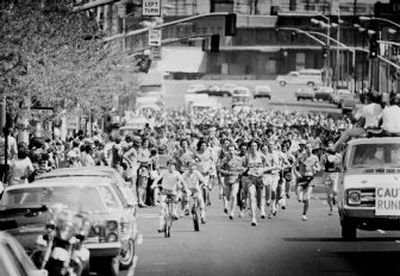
<box><xmin>0</xmin><ymin>0</ymin><xmax>138</xmax><ymax>127</ymax></box>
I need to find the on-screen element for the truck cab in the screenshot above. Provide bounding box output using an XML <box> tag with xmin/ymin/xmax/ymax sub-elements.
<box><xmin>338</xmin><ymin>137</ymin><xmax>400</xmax><ymax>240</ymax></box>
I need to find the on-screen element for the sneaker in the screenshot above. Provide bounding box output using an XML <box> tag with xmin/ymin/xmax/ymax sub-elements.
<box><xmin>268</xmin><ymin>213</ymin><xmax>272</xmax><ymax>219</ymax></box>
<box><xmin>229</xmin><ymin>215</ymin><xmax>234</xmax><ymax>220</ymax></box>
<box><xmin>261</xmin><ymin>212</ymin><xmax>266</xmax><ymax>219</ymax></box>
<box><xmin>224</xmin><ymin>208</ymin><xmax>228</xmax><ymax>214</ymax></box>
<box><xmin>286</xmin><ymin>193</ymin><xmax>290</xmax><ymax>199</ymax></box>
<box><xmin>172</xmin><ymin>215</ymin><xmax>179</xmax><ymax>221</ymax></box>
<box><xmin>272</xmin><ymin>210</ymin><xmax>277</xmax><ymax>216</ymax></box>
<box><xmin>201</xmin><ymin>217</ymin><xmax>207</xmax><ymax>224</ymax></box>
<box><xmin>251</xmin><ymin>219</ymin><xmax>257</xmax><ymax>226</ymax></box>
<box><xmin>328</xmin><ymin>211</ymin><xmax>333</xmax><ymax>216</ymax></box>
<box><xmin>157</xmin><ymin>228</ymin><xmax>164</xmax><ymax>233</ymax></box>
<box><xmin>281</xmin><ymin>205</ymin><xmax>286</xmax><ymax>210</ymax></box>
<box><xmin>332</xmin><ymin>197</ymin><xmax>337</xmax><ymax>205</ymax></box>
<box><xmin>301</xmin><ymin>215</ymin><xmax>308</xmax><ymax>221</ymax></box>
<box><xmin>185</xmin><ymin>209</ymin><xmax>190</xmax><ymax>216</ymax></box>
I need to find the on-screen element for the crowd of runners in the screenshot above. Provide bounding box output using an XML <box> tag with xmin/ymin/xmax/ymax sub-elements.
<box><xmin>0</xmin><ymin>107</ymin><xmax>348</xmax><ymax>228</ymax></box>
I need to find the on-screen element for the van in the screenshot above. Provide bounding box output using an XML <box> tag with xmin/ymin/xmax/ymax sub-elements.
<box><xmin>338</xmin><ymin>137</ymin><xmax>400</xmax><ymax>240</ymax></box>
<box><xmin>276</xmin><ymin>69</ymin><xmax>323</xmax><ymax>87</ymax></box>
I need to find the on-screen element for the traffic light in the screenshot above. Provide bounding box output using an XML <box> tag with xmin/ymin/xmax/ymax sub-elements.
<box><xmin>369</xmin><ymin>33</ymin><xmax>379</xmax><ymax>59</ymax></box>
<box><xmin>322</xmin><ymin>46</ymin><xmax>328</xmax><ymax>59</ymax></box>
<box><xmin>210</xmin><ymin>34</ymin><xmax>220</xmax><ymax>52</ymax></box>
<box><xmin>225</xmin><ymin>13</ymin><xmax>237</xmax><ymax>36</ymax></box>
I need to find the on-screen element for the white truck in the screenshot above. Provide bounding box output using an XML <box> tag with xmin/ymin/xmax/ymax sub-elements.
<box><xmin>338</xmin><ymin>137</ymin><xmax>400</xmax><ymax>240</ymax></box>
<box><xmin>276</xmin><ymin>69</ymin><xmax>323</xmax><ymax>87</ymax></box>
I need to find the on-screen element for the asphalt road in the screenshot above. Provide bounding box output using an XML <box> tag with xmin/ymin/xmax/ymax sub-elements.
<box><xmin>163</xmin><ymin>79</ymin><xmax>341</xmax><ymax>113</ymax></box>
<box><xmin>123</xmin><ymin>184</ymin><xmax>400</xmax><ymax>276</ymax></box>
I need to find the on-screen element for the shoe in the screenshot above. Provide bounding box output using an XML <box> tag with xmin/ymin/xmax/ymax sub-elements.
<box><xmin>157</xmin><ymin>228</ymin><xmax>164</xmax><ymax>233</ymax></box>
<box><xmin>286</xmin><ymin>193</ymin><xmax>290</xmax><ymax>199</ymax></box>
<box><xmin>138</xmin><ymin>203</ymin><xmax>148</xmax><ymax>208</ymax></box>
<box><xmin>266</xmin><ymin>201</ymin><xmax>270</xmax><ymax>207</ymax></box>
<box><xmin>229</xmin><ymin>215</ymin><xmax>233</xmax><ymax>220</ymax></box>
<box><xmin>251</xmin><ymin>219</ymin><xmax>257</xmax><ymax>226</ymax></box>
<box><xmin>268</xmin><ymin>213</ymin><xmax>272</xmax><ymax>219</ymax></box>
<box><xmin>201</xmin><ymin>217</ymin><xmax>207</xmax><ymax>224</ymax></box>
<box><xmin>172</xmin><ymin>215</ymin><xmax>179</xmax><ymax>221</ymax></box>
<box><xmin>332</xmin><ymin>197</ymin><xmax>337</xmax><ymax>205</ymax></box>
<box><xmin>224</xmin><ymin>208</ymin><xmax>228</xmax><ymax>214</ymax></box>
<box><xmin>281</xmin><ymin>205</ymin><xmax>286</xmax><ymax>210</ymax></box>
<box><xmin>301</xmin><ymin>215</ymin><xmax>308</xmax><ymax>221</ymax></box>
<box><xmin>185</xmin><ymin>209</ymin><xmax>190</xmax><ymax>216</ymax></box>
<box><xmin>272</xmin><ymin>210</ymin><xmax>277</xmax><ymax>216</ymax></box>
<box><xmin>261</xmin><ymin>212</ymin><xmax>266</xmax><ymax>219</ymax></box>
<box><xmin>328</xmin><ymin>211</ymin><xmax>333</xmax><ymax>216</ymax></box>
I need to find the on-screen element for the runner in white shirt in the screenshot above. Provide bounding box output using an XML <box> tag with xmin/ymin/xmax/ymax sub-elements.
<box><xmin>380</xmin><ymin>96</ymin><xmax>400</xmax><ymax>134</ymax></box>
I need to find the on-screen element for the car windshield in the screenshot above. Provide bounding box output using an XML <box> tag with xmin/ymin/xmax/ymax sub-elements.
<box><xmin>350</xmin><ymin>143</ymin><xmax>400</xmax><ymax>168</ymax></box>
<box><xmin>0</xmin><ymin>186</ymin><xmax>110</xmax><ymax>212</ymax></box>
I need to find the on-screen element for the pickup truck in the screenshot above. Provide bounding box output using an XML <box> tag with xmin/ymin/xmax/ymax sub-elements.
<box><xmin>338</xmin><ymin>137</ymin><xmax>400</xmax><ymax>240</ymax></box>
<box><xmin>276</xmin><ymin>69</ymin><xmax>323</xmax><ymax>87</ymax></box>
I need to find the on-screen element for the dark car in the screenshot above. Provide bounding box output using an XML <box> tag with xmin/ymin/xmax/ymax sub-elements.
<box><xmin>195</xmin><ymin>85</ymin><xmax>232</xmax><ymax>97</ymax></box>
<box><xmin>0</xmin><ymin>177</ymin><xmax>137</xmax><ymax>276</ymax></box>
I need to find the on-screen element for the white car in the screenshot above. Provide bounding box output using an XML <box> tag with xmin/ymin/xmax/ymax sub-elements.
<box><xmin>331</xmin><ymin>89</ymin><xmax>352</xmax><ymax>106</ymax></box>
<box><xmin>221</xmin><ymin>83</ymin><xmax>238</xmax><ymax>93</ymax></box>
<box><xmin>276</xmin><ymin>69</ymin><xmax>323</xmax><ymax>87</ymax></box>
<box><xmin>254</xmin><ymin>85</ymin><xmax>271</xmax><ymax>99</ymax></box>
<box><xmin>232</xmin><ymin>86</ymin><xmax>251</xmax><ymax>97</ymax></box>
<box><xmin>186</xmin><ymin>84</ymin><xmax>206</xmax><ymax>94</ymax></box>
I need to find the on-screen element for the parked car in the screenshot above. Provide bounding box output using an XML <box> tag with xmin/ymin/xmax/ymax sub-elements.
<box><xmin>195</xmin><ymin>85</ymin><xmax>232</xmax><ymax>97</ymax></box>
<box><xmin>276</xmin><ymin>69</ymin><xmax>323</xmax><ymax>87</ymax></box>
<box><xmin>0</xmin><ymin>231</ymin><xmax>47</xmax><ymax>276</ymax></box>
<box><xmin>295</xmin><ymin>87</ymin><xmax>315</xmax><ymax>101</ymax></box>
<box><xmin>314</xmin><ymin>86</ymin><xmax>334</xmax><ymax>102</ymax></box>
<box><xmin>331</xmin><ymin>88</ymin><xmax>352</xmax><ymax>107</ymax></box>
<box><xmin>221</xmin><ymin>83</ymin><xmax>238</xmax><ymax>93</ymax></box>
<box><xmin>186</xmin><ymin>84</ymin><xmax>206</xmax><ymax>94</ymax></box>
<box><xmin>36</xmin><ymin>167</ymin><xmax>137</xmax><ymax>270</ymax></box>
<box><xmin>338</xmin><ymin>137</ymin><xmax>400</xmax><ymax>240</ymax></box>
<box><xmin>253</xmin><ymin>85</ymin><xmax>271</xmax><ymax>99</ymax></box>
<box><xmin>341</xmin><ymin>94</ymin><xmax>357</xmax><ymax>114</ymax></box>
<box><xmin>0</xmin><ymin>177</ymin><xmax>137</xmax><ymax>276</ymax></box>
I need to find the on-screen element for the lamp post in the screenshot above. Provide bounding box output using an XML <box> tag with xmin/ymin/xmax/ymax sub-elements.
<box><xmin>311</xmin><ymin>14</ymin><xmax>331</xmax><ymax>86</ymax></box>
<box><xmin>359</xmin><ymin>16</ymin><xmax>400</xmax><ymax>30</ymax></box>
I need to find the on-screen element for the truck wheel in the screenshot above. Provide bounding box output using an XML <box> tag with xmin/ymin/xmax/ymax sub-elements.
<box><xmin>341</xmin><ymin>222</ymin><xmax>357</xmax><ymax>240</ymax></box>
<box><xmin>279</xmin><ymin>81</ymin><xmax>286</xmax><ymax>87</ymax></box>
<box><xmin>119</xmin><ymin>239</ymin><xmax>135</xmax><ymax>270</ymax></box>
<box><xmin>94</xmin><ymin>257</ymin><xmax>120</xmax><ymax>276</ymax></box>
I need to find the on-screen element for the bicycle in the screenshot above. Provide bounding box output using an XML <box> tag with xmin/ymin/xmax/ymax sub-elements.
<box><xmin>161</xmin><ymin>190</ymin><xmax>176</xmax><ymax>238</ymax></box>
<box><xmin>189</xmin><ymin>191</ymin><xmax>202</xmax><ymax>232</ymax></box>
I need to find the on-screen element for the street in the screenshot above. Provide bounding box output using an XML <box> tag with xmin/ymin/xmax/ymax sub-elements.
<box><xmin>163</xmin><ymin>79</ymin><xmax>341</xmax><ymax>113</ymax></box>
<box><xmin>126</xmin><ymin>185</ymin><xmax>400</xmax><ymax>276</ymax></box>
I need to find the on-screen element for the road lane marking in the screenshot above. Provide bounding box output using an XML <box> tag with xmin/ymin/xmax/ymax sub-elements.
<box><xmin>377</xmin><ymin>229</ymin><xmax>386</xmax><ymax>234</ymax></box>
<box><xmin>127</xmin><ymin>256</ymin><xmax>138</xmax><ymax>276</ymax></box>
<box><xmin>137</xmin><ymin>233</ymin><xmax>143</xmax><ymax>245</ymax></box>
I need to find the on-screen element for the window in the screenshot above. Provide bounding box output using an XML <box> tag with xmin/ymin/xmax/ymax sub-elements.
<box><xmin>350</xmin><ymin>143</ymin><xmax>400</xmax><ymax>168</ymax></box>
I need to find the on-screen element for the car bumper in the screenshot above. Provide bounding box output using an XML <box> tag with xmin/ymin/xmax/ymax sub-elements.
<box><xmin>86</xmin><ymin>242</ymin><xmax>121</xmax><ymax>258</ymax></box>
<box><xmin>341</xmin><ymin>208</ymin><xmax>400</xmax><ymax>230</ymax></box>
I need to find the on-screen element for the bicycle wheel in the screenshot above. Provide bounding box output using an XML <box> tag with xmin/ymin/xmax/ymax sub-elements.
<box><xmin>192</xmin><ymin>206</ymin><xmax>200</xmax><ymax>232</ymax></box>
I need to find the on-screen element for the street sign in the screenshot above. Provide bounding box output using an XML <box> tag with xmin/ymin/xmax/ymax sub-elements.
<box><xmin>142</xmin><ymin>0</ymin><xmax>161</xmax><ymax>17</ymax></box>
<box><xmin>148</xmin><ymin>29</ymin><xmax>162</xmax><ymax>47</ymax></box>
<box><xmin>375</xmin><ymin>183</ymin><xmax>400</xmax><ymax>216</ymax></box>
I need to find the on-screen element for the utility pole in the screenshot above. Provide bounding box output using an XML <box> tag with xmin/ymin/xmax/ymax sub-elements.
<box><xmin>336</xmin><ymin>9</ymin><xmax>341</xmax><ymax>88</ymax></box>
<box><xmin>353</xmin><ymin>0</ymin><xmax>358</xmax><ymax>94</ymax></box>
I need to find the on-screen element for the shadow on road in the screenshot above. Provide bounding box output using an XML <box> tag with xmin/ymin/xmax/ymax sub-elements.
<box><xmin>283</xmin><ymin>237</ymin><xmax>400</xmax><ymax>242</ymax></box>
<box><xmin>336</xmin><ymin>251</ymin><xmax>400</xmax><ymax>275</ymax></box>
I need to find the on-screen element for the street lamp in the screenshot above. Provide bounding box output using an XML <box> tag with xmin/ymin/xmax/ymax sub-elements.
<box><xmin>359</xmin><ymin>16</ymin><xmax>400</xmax><ymax>29</ymax></box>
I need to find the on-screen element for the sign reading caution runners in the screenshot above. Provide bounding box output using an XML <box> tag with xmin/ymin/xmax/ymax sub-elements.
<box><xmin>142</xmin><ymin>0</ymin><xmax>161</xmax><ymax>17</ymax></box>
<box><xmin>375</xmin><ymin>182</ymin><xmax>400</xmax><ymax>216</ymax></box>
<box><xmin>149</xmin><ymin>29</ymin><xmax>162</xmax><ymax>47</ymax></box>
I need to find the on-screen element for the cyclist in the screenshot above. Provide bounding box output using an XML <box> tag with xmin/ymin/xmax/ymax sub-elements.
<box><xmin>321</xmin><ymin>140</ymin><xmax>341</xmax><ymax>215</ymax></box>
<box><xmin>151</xmin><ymin>159</ymin><xmax>189</xmax><ymax>232</ymax></box>
<box><xmin>218</xmin><ymin>144</ymin><xmax>246</xmax><ymax>220</ymax></box>
<box><xmin>194</xmin><ymin>139</ymin><xmax>214</xmax><ymax>206</ymax></box>
<box><xmin>182</xmin><ymin>160</ymin><xmax>207</xmax><ymax>224</ymax></box>
<box><xmin>293</xmin><ymin>143</ymin><xmax>321</xmax><ymax>221</ymax></box>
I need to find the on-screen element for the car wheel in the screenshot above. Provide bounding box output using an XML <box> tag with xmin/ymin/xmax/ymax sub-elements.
<box><xmin>119</xmin><ymin>239</ymin><xmax>135</xmax><ymax>270</ymax></box>
<box><xmin>279</xmin><ymin>81</ymin><xmax>286</xmax><ymax>87</ymax></box>
<box><xmin>94</xmin><ymin>257</ymin><xmax>120</xmax><ymax>276</ymax></box>
<box><xmin>341</xmin><ymin>222</ymin><xmax>357</xmax><ymax>240</ymax></box>
<box><xmin>307</xmin><ymin>82</ymin><xmax>315</xmax><ymax>87</ymax></box>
